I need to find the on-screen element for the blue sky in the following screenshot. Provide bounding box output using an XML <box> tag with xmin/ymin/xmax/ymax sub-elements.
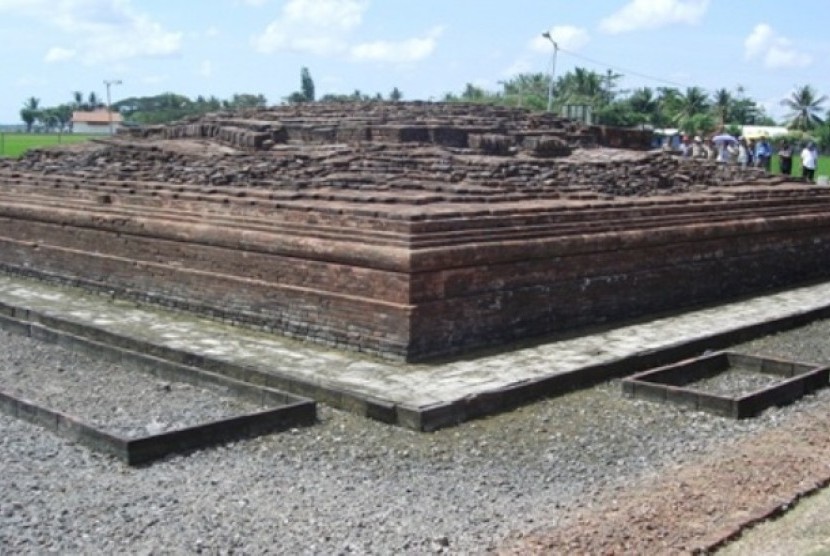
<box><xmin>2</xmin><ymin>0</ymin><xmax>829</xmax><ymax>124</ymax></box>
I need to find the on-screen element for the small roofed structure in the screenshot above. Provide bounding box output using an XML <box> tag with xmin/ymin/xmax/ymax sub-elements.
<box><xmin>71</xmin><ymin>109</ymin><xmax>124</xmax><ymax>135</ymax></box>
<box><xmin>741</xmin><ymin>125</ymin><xmax>788</xmax><ymax>140</ymax></box>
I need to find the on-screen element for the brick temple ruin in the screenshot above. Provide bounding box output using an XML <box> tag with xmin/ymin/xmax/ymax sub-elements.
<box><xmin>1</xmin><ymin>102</ymin><xmax>829</xmax><ymax>361</ymax></box>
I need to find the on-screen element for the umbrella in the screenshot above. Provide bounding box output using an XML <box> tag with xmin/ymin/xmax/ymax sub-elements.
<box><xmin>711</xmin><ymin>133</ymin><xmax>738</xmax><ymax>144</ymax></box>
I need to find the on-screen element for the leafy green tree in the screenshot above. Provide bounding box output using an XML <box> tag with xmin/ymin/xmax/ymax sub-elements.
<box><xmin>596</xmin><ymin>102</ymin><xmax>646</xmax><ymax>127</ymax></box>
<box><xmin>814</xmin><ymin>123</ymin><xmax>830</xmax><ymax>152</ymax></box>
<box><xmin>388</xmin><ymin>87</ymin><xmax>403</xmax><ymax>102</ymax></box>
<box><xmin>461</xmin><ymin>83</ymin><xmax>486</xmax><ymax>101</ymax></box>
<box><xmin>226</xmin><ymin>93</ymin><xmax>267</xmax><ymax>109</ymax></box>
<box><xmin>680</xmin><ymin>113</ymin><xmax>715</xmax><ymax>136</ymax></box>
<box><xmin>88</xmin><ymin>91</ymin><xmax>101</xmax><ymax>109</ymax></box>
<box><xmin>20</xmin><ymin>97</ymin><xmax>40</xmax><ymax>131</ymax></box>
<box><xmin>52</xmin><ymin>104</ymin><xmax>73</xmax><ymax>132</ymax></box>
<box><xmin>724</xmin><ymin>123</ymin><xmax>742</xmax><ymax>138</ymax></box>
<box><xmin>38</xmin><ymin>107</ymin><xmax>59</xmax><ymax>131</ymax></box>
<box><xmin>781</xmin><ymin>85</ymin><xmax>827</xmax><ymax>130</ymax></box>
<box><xmin>498</xmin><ymin>73</ymin><xmax>549</xmax><ymax>110</ymax></box>
<box><xmin>301</xmin><ymin>67</ymin><xmax>315</xmax><ymax>102</ymax></box>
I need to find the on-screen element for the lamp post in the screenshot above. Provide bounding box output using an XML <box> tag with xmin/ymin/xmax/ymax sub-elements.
<box><xmin>541</xmin><ymin>31</ymin><xmax>558</xmax><ymax>112</ymax></box>
<box><xmin>104</xmin><ymin>79</ymin><xmax>122</xmax><ymax>135</ymax></box>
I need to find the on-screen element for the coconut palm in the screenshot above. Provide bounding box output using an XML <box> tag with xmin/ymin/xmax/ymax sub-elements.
<box><xmin>19</xmin><ymin>97</ymin><xmax>41</xmax><ymax>132</ymax></box>
<box><xmin>712</xmin><ymin>88</ymin><xmax>732</xmax><ymax>127</ymax></box>
<box><xmin>781</xmin><ymin>85</ymin><xmax>827</xmax><ymax>131</ymax></box>
<box><xmin>72</xmin><ymin>90</ymin><xmax>85</xmax><ymax>110</ymax></box>
<box><xmin>556</xmin><ymin>67</ymin><xmax>606</xmax><ymax>105</ymax></box>
<box><xmin>673</xmin><ymin>87</ymin><xmax>711</xmax><ymax>133</ymax></box>
<box><xmin>627</xmin><ymin>87</ymin><xmax>660</xmax><ymax>126</ymax></box>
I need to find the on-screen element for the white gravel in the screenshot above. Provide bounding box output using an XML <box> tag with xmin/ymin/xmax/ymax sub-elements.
<box><xmin>1</xmin><ymin>321</ymin><xmax>830</xmax><ymax>554</ymax></box>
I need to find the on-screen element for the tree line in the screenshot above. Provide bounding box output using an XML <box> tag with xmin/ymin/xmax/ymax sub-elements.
<box><xmin>17</xmin><ymin>66</ymin><xmax>829</xmax><ymax>149</ymax></box>
<box><xmin>447</xmin><ymin>69</ymin><xmax>829</xmax><ymax>149</ymax></box>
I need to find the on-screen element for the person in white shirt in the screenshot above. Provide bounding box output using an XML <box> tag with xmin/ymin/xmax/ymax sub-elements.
<box><xmin>801</xmin><ymin>142</ymin><xmax>818</xmax><ymax>182</ymax></box>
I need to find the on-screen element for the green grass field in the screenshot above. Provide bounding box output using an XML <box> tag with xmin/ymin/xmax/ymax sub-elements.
<box><xmin>0</xmin><ymin>133</ymin><xmax>97</xmax><ymax>158</ymax></box>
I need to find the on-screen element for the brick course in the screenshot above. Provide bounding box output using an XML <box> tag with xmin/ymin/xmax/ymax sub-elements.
<box><xmin>0</xmin><ymin>102</ymin><xmax>827</xmax><ymax>361</ymax></box>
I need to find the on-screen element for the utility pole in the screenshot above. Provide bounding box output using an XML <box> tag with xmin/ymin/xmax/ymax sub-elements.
<box><xmin>541</xmin><ymin>32</ymin><xmax>558</xmax><ymax>112</ymax></box>
<box><xmin>104</xmin><ymin>79</ymin><xmax>122</xmax><ymax>135</ymax></box>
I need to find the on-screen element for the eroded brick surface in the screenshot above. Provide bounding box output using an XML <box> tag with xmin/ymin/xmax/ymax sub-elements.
<box><xmin>0</xmin><ymin>102</ymin><xmax>827</xmax><ymax>360</ymax></box>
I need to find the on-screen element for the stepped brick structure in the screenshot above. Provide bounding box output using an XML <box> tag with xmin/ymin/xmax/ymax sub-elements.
<box><xmin>1</xmin><ymin>102</ymin><xmax>829</xmax><ymax>361</ymax></box>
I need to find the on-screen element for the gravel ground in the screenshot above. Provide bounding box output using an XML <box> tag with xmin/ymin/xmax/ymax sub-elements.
<box><xmin>0</xmin><ymin>330</ymin><xmax>265</xmax><ymax>438</ymax></box>
<box><xmin>688</xmin><ymin>367</ymin><xmax>784</xmax><ymax>397</ymax></box>
<box><xmin>2</xmin><ymin>320</ymin><xmax>830</xmax><ymax>554</ymax></box>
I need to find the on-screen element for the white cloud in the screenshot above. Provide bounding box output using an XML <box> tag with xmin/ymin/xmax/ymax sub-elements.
<box><xmin>600</xmin><ymin>0</ymin><xmax>709</xmax><ymax>34</ymax></box>
<box><xmin>0</xmin><ymin>0</ymin><xmax>182</xmax><ymax>64</ymax></box>
<box><xmin>44</xmin><ymin>46</ymin><xmax>76</xmax><ymax>63</ymax></box>
<box><xmin>503</xmin><ymin>58</ymin><xmax>533</xmax><ymax>77</ymax></box>
<box><xmin>252</xmin><ymin>0</ymin><xmax>439</xmax><ymax>64</ymax></box>
<box><xmin>252</xmin><ymin>0</ymin><xmax>367</xmax><ymax>54</ymax></box>
<box><xmin>531</xmin><ymin>26</ymin><xmax>590</xmax><ymax>52</ymax></box>
<box><xmin>205</xmin><ymin>26</ymin><xmax>220</xmax><ymax>38</ymax></box>
<box><xmin>744</xmin><ymin>23</ymin><xmax>773</xmax><ymax>59</ymax></box>
<box><xmin>350</xmin><ymin>27</ymin><xmax>443</xmax><ymax>63</ymax></box>
<box><xmin>744</xmin><ymin>23</ymin><xmax>811</xmax><ymax>70</ymax></box>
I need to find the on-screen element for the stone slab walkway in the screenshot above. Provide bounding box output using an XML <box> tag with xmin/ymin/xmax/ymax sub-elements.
<box><xmin>2</xmin><ymin>273</ymin><xmax>830</xmax><ymax>430</ymax></box>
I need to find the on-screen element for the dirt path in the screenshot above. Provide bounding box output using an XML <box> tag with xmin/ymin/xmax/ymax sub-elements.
<box><xmin>499</xmin><ymin>402</ymin><xmax>830</xmax><ymax>554</ymax></box>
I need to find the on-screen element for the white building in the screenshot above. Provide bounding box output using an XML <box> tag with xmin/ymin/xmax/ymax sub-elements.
<box><xmin>71</xmin><ymin>109</ymin><xmax>124</xmax><ymax>135</ymax></box>
<box><xmin>740</xmin><ymin>125</ymin><xmax>789</xmax><ymax>140</ymax></box>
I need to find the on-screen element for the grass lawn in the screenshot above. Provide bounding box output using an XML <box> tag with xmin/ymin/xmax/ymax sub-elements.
<box><xmin>770</xmin><ymin>154</ymin><xmax>830</xmax><ymax>179</ymax></box>
<box><xmin>0</xmin><ymin>133</ymin><xmax>97</xmax><ymax>158</ymax></box>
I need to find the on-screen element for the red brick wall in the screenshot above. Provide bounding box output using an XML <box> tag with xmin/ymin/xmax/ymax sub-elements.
<box><xmin>2</xmin><ymin>183</ymin><xmax>830</xmax><ymax>361</ymax></box>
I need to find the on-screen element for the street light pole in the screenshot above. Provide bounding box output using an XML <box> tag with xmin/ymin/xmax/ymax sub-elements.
<box><xmin>104</xmin><ymin>79</ymin><xmax>122</xmax><ymax>135</ymax></box>
<box><xmin>541</xmin><ymin>31</ymin><xmax>558</xmax><ymax>112</ymax></box>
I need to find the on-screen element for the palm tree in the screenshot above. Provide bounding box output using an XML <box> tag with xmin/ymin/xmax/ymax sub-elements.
<box><xmin>655</xmin><ymin>87</ymin><xmax>682</xmax><ymax>128</ymax></box>
<box><xmin>628</xmin><ymin>87</ymin><xmax>659</xmax><ymax>126</ymax></box>
<box><xmin>781</xmin><ymin>85</ymin><xmax>827</xmax><ymax>131</ymax></box>
<box><xmin>560</xmin><ymin>67</ymin><xmax>605</xmax><ymax>102</ymax></box>
<box><xmin>20</xmin><ymin>97</ymin><xmax>41</xmax><ymax>132</ymax></box>
<box><xmin>88</xmin><ymin>91</ymin><xmax>101</xmax><ymax>109</ymax></box>
<box><xmin>602</xmin><ymin>69</ymin><xmax>623</xmax><ymax>105</ymax></box>
<box><xmin>72</xmin><ymin>90</ymin><xmax>85</xmax><ymax>110</ymax></box>
<box><xmin>712</xmin><ymin>88</ymin><xmax>732</xmax><ymax>127</ymax></box>
<box><xmin>673</xmin><ymin>87</ymin><xmax>711</xmax><ymax>133</ymax></box>
<box><xmin>505</xmin><ymin>73</ymin><xmax>550</xmax><ymax>110</ymax></box>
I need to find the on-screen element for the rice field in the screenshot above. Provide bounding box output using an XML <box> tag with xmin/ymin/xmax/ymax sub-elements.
<box><xmin>0</xmin><ymin>132</ymin><xmax>97</xmax><ymax>158</ymax></box>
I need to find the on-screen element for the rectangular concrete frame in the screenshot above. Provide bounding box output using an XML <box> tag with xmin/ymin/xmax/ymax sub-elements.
<box><xmin>5</xmin><ymin>292</ymin><xmax>830</xmax><ymax>431</ymax></box>
<box><xmin>622</xmin><ymin>351</ymin><xmax>830</xmax><ymax>419</ymax></box>
<box><xmin>0</xmin><ymin>314</ymin><xmax>316</xmax><ymax>465</ymax></box>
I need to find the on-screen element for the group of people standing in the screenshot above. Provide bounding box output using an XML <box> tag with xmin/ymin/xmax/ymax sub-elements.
<box><xmin>676</xmin><ymin>134</ymin><xmax>820</xmax><ymax>182</ymax></box>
